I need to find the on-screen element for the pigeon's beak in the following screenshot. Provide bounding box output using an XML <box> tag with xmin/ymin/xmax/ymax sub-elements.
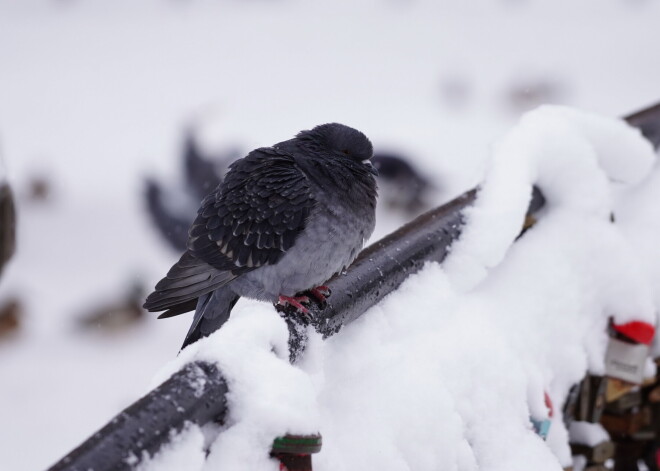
<box><xmin>364</xmin><ymin>160</ymin><xmax>379</xmax><ymax>177</ymax></box>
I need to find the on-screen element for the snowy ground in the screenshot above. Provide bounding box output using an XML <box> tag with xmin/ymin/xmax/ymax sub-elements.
<box><xmin>1</xmin><ymin>1</ymin><xmax>660</xmax><ymax>470</ymax></box>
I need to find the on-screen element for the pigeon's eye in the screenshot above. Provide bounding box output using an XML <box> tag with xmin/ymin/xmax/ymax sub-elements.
<box><xmin>341</xmin><ymin>149</ymin><xmax>351</xmax><ymax>155</ymax></box>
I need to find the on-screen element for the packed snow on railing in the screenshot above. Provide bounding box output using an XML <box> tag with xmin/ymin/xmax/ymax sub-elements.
<box><xmin>136</xmin><ymin>107</ymin><xmax>659</xmax><ymax>471</ymax></box>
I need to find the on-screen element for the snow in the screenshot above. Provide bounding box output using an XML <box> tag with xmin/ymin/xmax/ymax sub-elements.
<box><xmin>1</xmin><ymin>1</ymin><xmax>660</xmax><ymax>471</ymax></box>
<box><xmin>443</xmin><ymin>106</ymin><xmax>656</xmax><ymax>292</ymax></box>
<box><xmin>133</xmin><ymin>107</ymin><xmax>658</xmax><ymax>470</ymax></box>
<box><xmin>615</xmin><ymin>162</ymin><xmax>660</xmax><ymax>359</ymax></box>
<box><xmin>568</xmin><ymin>422</ymin><xmax>610</xmax><ymax>447</ymax></box>
<box><xmin>150</xmin><ymin>304</ymin><xmax>319</xmax><ymax>470</ymax></box>
<box><xmin>136</xmin><ymin>423</ymin><xmax>206</xmax><ymax>471</ymax></box>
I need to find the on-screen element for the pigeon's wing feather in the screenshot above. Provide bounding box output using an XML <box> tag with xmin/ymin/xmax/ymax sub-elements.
<box><xmin>188</xmin><ymin>147</ymin><xmax>316</xmax><ymax>271</ymax></box>
<box><xmin>143</xmin><ymin>251</ymin><xmax>237</xmax><ymax>313</ymax></box>
<box><xmin>144</xmin><ymin>147</ymin><xmax>316</xmax><ymax>316</ymax></box>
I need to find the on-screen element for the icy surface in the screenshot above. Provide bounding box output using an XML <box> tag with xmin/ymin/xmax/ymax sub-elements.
<box><xmin>1</xmin><ymin>1</ymin><xmax>660</xmax><ymax>470</ymax></box>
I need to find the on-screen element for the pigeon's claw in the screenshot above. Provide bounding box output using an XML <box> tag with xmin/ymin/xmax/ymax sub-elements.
<box><xmin>305</xmin><ymin>285</ymin><xmax>332</xmax><ymax>309</ymax></box>
<box><xmin>275</xmin><ymin>295</ymin><xmax>311</xmax><ymax>319</ymax></box>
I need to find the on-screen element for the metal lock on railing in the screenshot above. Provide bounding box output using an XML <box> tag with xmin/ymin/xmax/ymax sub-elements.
<box><xmin>531</xmin><ymin>392</ymin><xmax>553</xmax><ymax>440</ymax></box>
<box><xmin>601</xmin><ymin>406</ymin><xmax>652</xmax><ymax>438</ymax></box>
<box><xmin>577</xmin><ymin>375</ymin><xmax>607</xmax><ymax>424</ymax></box>
<box><xmin>604</xmin><ymin>390</ymin><xmax>642</xmax><ymax>415</ymax></box>
<box><xmin>271</xmin><ymin>433</ymin><xmax>323</xmax><ymax>471</ymax></box>
<box><xmin>570</xmin><ymin>441</ymin><xmax>616</xmax><ymax>465</ymax></box>
<box><xmin>604</xmin><ymin>321</ymin><xmax>655</xmax><ymax>385</ymax></box>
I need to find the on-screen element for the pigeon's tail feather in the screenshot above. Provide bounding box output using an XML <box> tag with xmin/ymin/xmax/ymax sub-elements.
<box><xmin>143</xmin><ymin>251</ymin><xmax>237</xmax><ymax>315</ymax></box>
<box><xmin>157</xmin><ymin>299</ymin><xmax>197</xmax><ymax>319</ymax></box>
<box><xmin>181</xmin><ymin>288</ymin><xmax>240</xmax><ymax>350</ymax></box>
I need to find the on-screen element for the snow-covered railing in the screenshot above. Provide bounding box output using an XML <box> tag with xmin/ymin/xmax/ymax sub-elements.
<box><xmin>46</xmin><ymin>102</ymin><xmax>660</xmax><ymax>471</ymax></box>
<box><xmin>48</xmin><ymin>189</ymin><xmax>481</xmax><ymax>471</ymax></box>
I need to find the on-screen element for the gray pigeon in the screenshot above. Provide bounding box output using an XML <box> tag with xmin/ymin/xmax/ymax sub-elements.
<box><xmin>143</xmin><ymin>123</ymin><xmax>378</xmax><ymax>349</ymax></box>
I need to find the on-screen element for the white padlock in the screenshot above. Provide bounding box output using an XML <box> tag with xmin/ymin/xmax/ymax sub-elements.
<box><xmin>604</xmin><ymin>337</ymin><xmax>649</xmax><ymax>384</ymax></box>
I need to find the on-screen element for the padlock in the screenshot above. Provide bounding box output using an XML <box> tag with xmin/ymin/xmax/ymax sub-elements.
<box><xmin>531</xmin><ymin>417</ymin><xmax>551</xmax><ymax>440</ymax></box>
<box><xmin>605</xmin><ymin>321</ymin><xmax>654</xmax><ymax>385</ymax></box>
<box><xmin>612</xmin><ymin>439</ymin><xmax>647</xmax><ymax>471</ymax></box>
<box><xmin>531</xmin><ymin>392</ymin><xmax>553</xmax><ymax>440</ymax></box>
<box><xmin>605</xmin><ymin>390</ymin><xmax>642</xmax><ymax>414</ymax></box>
<box><xmin>600</xmin><ymin>407</ymin><xmax>652</xmax><ymax>437</ymax></box>
<box><xmin>577</xmin><ymin>376</ymin><xmax>591</xmax><ymax>421</ymax></box>
<box><xmin>271</xmin><ymin>433</ymin><xmax>322</xmax><ymax>471</ymax></box>
<box><xmin>577</xmin><ymin>376</ymin><xmax>607</xmax><ymax>423</ymax></box>
<box><xmin>570</xmin><ymin>441</ymin><xmax>616</xmax><ymax>464</ymax></box>
<box><xmin>563</xmin><ymin>383</ymin><xmax>580</xmax><ymax>427</ymax></box>
<box><xmin>605</xmin><ymin>378</ymin><xmax>636</xmax><ymax>403</ymax></box>
<box><xmin>611</xmin><ymin>321</ymin><xmax>655</xmax><ymax>346</ymax></box>
<box><xmin>605</xmin><ymin>338</ymin><xmax>649</xmax><ymax>385</ymax></box>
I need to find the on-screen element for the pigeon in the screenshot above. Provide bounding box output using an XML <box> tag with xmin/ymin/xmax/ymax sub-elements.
<box><xmin>144</xmin><ymin>179</ymin><xmax>191</xmax><ymax>252</ymax></box>
<box><xmin>371</xmin><ymin>152</ymin><xmax>432</xmax><ymax>214</ymax></box>
<box><xmin>143</xmin><ymin>123</ymin><xmax>378</xmax><ymax>349</ymax></box>
<box><xmin>144</xmin><ymin>130</ymin><xmax>236</xmax><ymax>253</ymax></box>
<box><xmin>181</xmin><ymin>130</ymin><xmax>225</xmax><ymax>201</ymax></box>
<box><xmin>0</xmin><ymin>182</ymin><xmax>16</xmax><ymax>277</ymax></box>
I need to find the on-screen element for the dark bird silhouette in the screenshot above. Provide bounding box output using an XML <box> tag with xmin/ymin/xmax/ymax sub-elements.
<box><xmin>372</xmin><ymin>152</ymin><xmax>432</xmax><ymax>214</ymax></box>
<box><xmin>0</xmin><ymin>182</ymin><xmax>16</xmax><ymax>277</ymax></box>
<box><xmin>144</xmin><ymin>123</ymin><xmax>378</xmax><ymax>349</ymax></box>
<box><xmin>144</xmin><ymin>131</ymin><xmax>235</xmax><ymax>253</ymax></box>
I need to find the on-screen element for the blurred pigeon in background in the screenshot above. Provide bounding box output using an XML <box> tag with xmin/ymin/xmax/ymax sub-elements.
<box><xmin>0</xmin><ymin>182</ymin><xmax>16</xmax><ymax>278</ymax></box>
<box><xmin>144</xmin><ymin>123</ymin><xmax>378</xmax><ymax>349</ymax></box>
<box><xmin>0</xmin><ymin>297</ymin><xmax>20</xmax><ymax>339</ymax></box>
<box><xmin>181</xmin><ymin>130</ymin><xmax>224</xmax><ymax>201</ymax></box>
<box><xmin>371</xmin><ymin>152</ymin><xmax>433</xmax><ymax>215</ymax></box>
<box><xmin>144</xmin><ymin>179</ymin><xmax>191</xmax><ymax>253</ymax></box>
<box><xmin>0</xmin><ymin>161</ymin><xmax>19</xmax><ymax>338</ymax></box>
<box><xmin>144</xmin><ymin>130</ymin><xmax>239</xmax><ymax>252</ymax></box>
<box><xmin>77</xmin><ymin>281</ymin><xmax>147</xmax><ymax>333</ymax></box>
<box><xmin>503</xmin><ymin>74</ymin><xmax>567</xmax><ymax>114</ymax></box>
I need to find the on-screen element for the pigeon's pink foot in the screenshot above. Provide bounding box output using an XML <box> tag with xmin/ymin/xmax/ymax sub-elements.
<box><xmin>275</xmin><ymin>295</ymin><xmax>311</xmax><ymax>316</ymax></box>
<box><xmin>306</xmin><ymin>285</ymin><xmax>332</xmax><ymax>308</ymax></box>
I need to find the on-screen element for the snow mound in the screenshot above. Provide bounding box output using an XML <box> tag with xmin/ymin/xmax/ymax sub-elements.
<box><xmin>148</xmin><ymin>303</ymin><xmax>320</xmax><ymax>470</ymax></box>
<box><xmin>444</xmin><ymin>105</ymin><xmax>656</xmax><ymax>291</ymax></box>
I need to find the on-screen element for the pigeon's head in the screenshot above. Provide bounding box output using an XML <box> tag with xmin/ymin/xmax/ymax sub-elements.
<box><xmin>298</xmin><ymin>123</ymin><xmax>376</xmax><ymax>173</ymax></box>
